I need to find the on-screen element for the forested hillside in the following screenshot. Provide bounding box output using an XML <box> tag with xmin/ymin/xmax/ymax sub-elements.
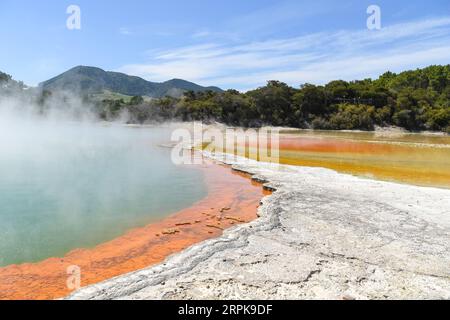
<box><xmin>95</xmin><ymin>65</ymin><xmax>450</xmax><ymax>132</ymax></box>
<box><xmin>39</xmin><ymin>66</ymin><xmax>223</xmax><ymax>98</ymax></box>
<box><xmin>0</xmin><ymin>71</ymin><xmax>25</xmax><ymax>93</ymax></box>
<box><xmin>2</xmin><ymin>65</ymin><xmax>449</xmax><ymax>133</ymax></box>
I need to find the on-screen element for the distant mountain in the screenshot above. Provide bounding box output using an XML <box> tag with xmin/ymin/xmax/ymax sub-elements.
<box><xmin>39</xmin><ymin>66</ymin><xmax>222</xmax><ymax>98</ymax></box>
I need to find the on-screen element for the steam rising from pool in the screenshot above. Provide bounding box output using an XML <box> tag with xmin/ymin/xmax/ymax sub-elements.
<box><xmin>0</xmin><ymin>98</ymin><xmax>207</xmax><ymax>266</ymax></box>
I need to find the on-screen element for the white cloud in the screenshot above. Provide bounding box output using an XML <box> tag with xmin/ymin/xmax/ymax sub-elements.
<box><xmin>191</xmin><ymin>31</ymin><xmax>212</xmax><ymax>38</ymax></box>
<box><xmin>119</xmin><ymin>27</ymin><xmax>132</xmax><ymax>36</ymax></box>
<box><xmin>117</xmin><ymin>16</ymin><xmax>450</xmax><ymax>90</ymax></box>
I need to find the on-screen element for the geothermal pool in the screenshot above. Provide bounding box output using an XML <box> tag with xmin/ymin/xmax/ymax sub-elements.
<box><xmin>228</xmin><ymin>128</ymin><xmax>450</xmax><ymax>188</ymax></box>
<box><xmin>275</xmin><ymin>130</ymin><xmax>450</xmax><ymax>188</ymax></box>
<box><xmin>0</xmin><ymin>122</ymin><xmax>207</xmax><ymax>267</ymax></box>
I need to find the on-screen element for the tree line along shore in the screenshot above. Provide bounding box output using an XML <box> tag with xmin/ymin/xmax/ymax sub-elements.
<box><xmin>1</xmin><ymin>65</ymin><xmax>449</xmax><ymax>133</ymax></box>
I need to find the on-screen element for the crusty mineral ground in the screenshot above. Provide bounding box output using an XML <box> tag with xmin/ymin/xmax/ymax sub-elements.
<box><xmin>67</xmin><ymin>153</ymin><xmax>450</xmax><ymax>300</ymax></box>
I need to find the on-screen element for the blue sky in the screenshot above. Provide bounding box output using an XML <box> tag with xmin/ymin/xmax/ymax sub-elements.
<box><xmin>0</xmin><ymin>0</ymin><xmax>449</xmax><ymax>90</ymax></box>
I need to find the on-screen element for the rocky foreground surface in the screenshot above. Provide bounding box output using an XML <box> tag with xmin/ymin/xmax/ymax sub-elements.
<box><xmin>68</xmin><ymin>154</ymin><xmax>450</xmax><ymax>300</ymax></box>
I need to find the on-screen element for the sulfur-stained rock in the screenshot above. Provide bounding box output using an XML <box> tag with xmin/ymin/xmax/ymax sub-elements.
<box><xmin>161</xmin><ymin>228</ymin><xmax>179</xmax><ymax>235</ymax></box>
<box><xmin>67</xmin><ymin>154</ymin><xmax>450</xmax><ymax>300</ymax></box>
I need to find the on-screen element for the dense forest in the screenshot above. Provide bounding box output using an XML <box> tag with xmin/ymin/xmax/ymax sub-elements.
<box><xmin>94</xmin><ymin>65</ymin><xmax>450</xmax><ymax>133</ymax></box>
<box><xmin>1</xmin><ymin>65</ymin><xmax>449</xmax><ymax>133</ymax></box>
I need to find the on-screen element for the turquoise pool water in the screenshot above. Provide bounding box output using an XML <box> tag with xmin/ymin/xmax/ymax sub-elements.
<box><xmin>0</xmin><ymin>122</ymin><xmax>207</xmax><ymax>266</ymax></box>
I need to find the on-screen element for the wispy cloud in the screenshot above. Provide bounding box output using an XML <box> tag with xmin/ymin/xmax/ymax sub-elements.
<box><xmin>117</xmin><ymin>16</ymin><xmax>450</xmax><ymax>90</ymax></box>
<box><xmin>119</xmin><ymin>27</ymin><xmax>132</xmax><ymax>36</ymax></box>
<box><xmin>191</xmin><ymin>31</ymin><xmax>213</xmax><ymax>39</ymax></box>
<box><xmin>191</xmin><ymin>30</ymin><xmax>241</xmax><ymax>42</ymax></box>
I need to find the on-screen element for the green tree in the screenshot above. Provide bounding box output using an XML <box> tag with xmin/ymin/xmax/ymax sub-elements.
<box><xmin>130</xmin><ymin>95</ymin><xmax>144</xmax><ymax>105</ymax></box>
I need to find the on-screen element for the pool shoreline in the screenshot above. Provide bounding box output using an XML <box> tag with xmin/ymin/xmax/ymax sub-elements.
<box><xmin>0</xmin><ymin>159</ymin><xmax>269</xmax><ymax>300</ymax></box>
<box><xmin>67</xmin><ymin>152</ymin><xmax>450</xmax><ymax>300</ymax></box>
<box><xmin>2</xmin><ymin>123</ymin><xmax>449</xmax><ymax>300</ymax></box>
